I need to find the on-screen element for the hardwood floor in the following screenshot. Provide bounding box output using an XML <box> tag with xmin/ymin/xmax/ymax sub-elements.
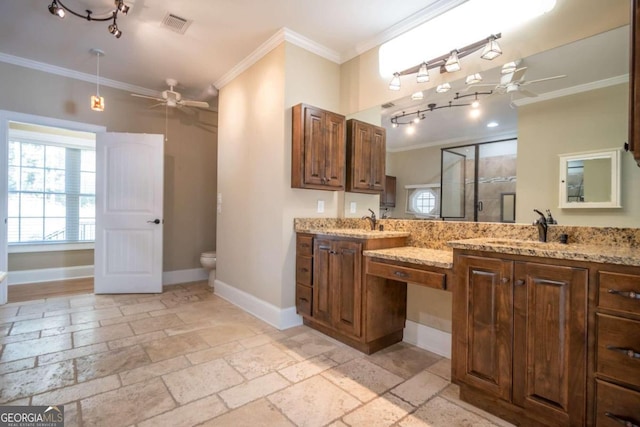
<box><xmin>8</xmin><ymin>277</ymin><xmax>94</xmax><ymax>303</ymax></box>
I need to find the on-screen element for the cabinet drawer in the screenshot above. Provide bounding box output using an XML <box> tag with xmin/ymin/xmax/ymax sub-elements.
<box><xmin>296</xmin><ymin>235</ymin><xmax>313</xmax><ymax>257</ymax></box>
<box><xmin>296</xmin><ymin>256</ymin><xmax>312</xmax><ymax>286</ymax></box>
<box><xmin>296</xmin><ymin>284</ymin><xmax>312</xmax><ymax>316</ymax></box>
<box><xmin>367</xmin><ymin>260</ymin><xmax>446</xmax><ymax>290</ymax></box>
<box><xmin>598</xmin><ymin>271</ymin><xmax>640</xmax><ymax>316</ymax></box>
<box><xmin>595</xmin><ymin>379</ymin><xmax>640</xmax><ymax>426</ymax></box>
<box><xmin>597</xmin><ymin>313</ymin><xmax>640</xmax><ymax>387</ymax></box>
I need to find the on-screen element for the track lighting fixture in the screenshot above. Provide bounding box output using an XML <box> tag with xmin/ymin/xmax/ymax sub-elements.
<box><xmin>387</xmin><ymin>34</ymin><xmax>502</xmax><ymax>91</ymax></box>
<box><xmin>389</xmin><ymin>73</ymin><xmax>401</xmax><ymax>91</ymax></box>
<box><xmin>47</xmin><ymin>0</ymin><xmax>130</xmax><ymax>39</ymax></box>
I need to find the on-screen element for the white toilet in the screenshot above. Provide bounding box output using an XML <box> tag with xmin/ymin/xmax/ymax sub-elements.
<box><xmin>200</xmin><ymin>251</ymin><xmax>217</xmax><ymax>290</ymax></box>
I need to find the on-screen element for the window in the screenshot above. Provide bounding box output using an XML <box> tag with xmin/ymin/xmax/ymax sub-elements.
<box><xmin>405</xmin><ymin>184</ymin><xmax>440</xmax><ymax>218</ymax></box>
<box><xmin>7</xmin><ymin>123</ymin><xmax>96</xmax><ymax>246</ymax></box>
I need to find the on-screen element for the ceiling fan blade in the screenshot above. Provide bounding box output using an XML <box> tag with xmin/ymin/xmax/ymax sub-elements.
<box><xmin>462</xmin><ymin>83</ymin><xmax>498</xmax><ymax>92</ymax></box>
<box><xmin>180</xmin><ymin>100</ymin><xmax>210</xmax><ymax>108</ymax></box>
<box><xmin>510</xmin><ymin>67</ymin><xmax>528</xmax><ymax>82</ymax></box>
<box><xmin>132</xmin><ymin>93</ymin><xmax>164</xmax><ymax>102</ymax></box>
<box><xmin>177</xmin><ymin>105</ymin><xmax>197</xmax><ymax>115</ymax></box>
<box><xmin>518</xmin><ymin>88</ymin><xmax>539</xmax><ymax>97</ymax></box>
<box><xmin>148</xmin><ymin>102</ymin><xmax>166</xmax><ymax>109</ymax></box>
<box><xmin>521</xmin><ymin>75</ymin><xmax>567</xmax><ymax>85</ymax></box>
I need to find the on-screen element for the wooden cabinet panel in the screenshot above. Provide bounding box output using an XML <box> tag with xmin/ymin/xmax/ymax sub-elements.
<box><xmin>598</xmin><ymin>271</ymin><xmax>640</xmax><ymax>316</ymax></box>
<box><xmin>595</xmin><ymin>379</ymin><xmax>640</xmax><ymax>426</ymax></box>
<box><xmin>296</xmin><ymin>256</ymin><xmax>312</xmax><ymax>286</ymax></box>
<box><xmin>313</xmin><ymin>238</ymin><xmax>332</xmax><ymax>325</ymax></box>
<box><xmin>292</xmin><ymin>103</ymin><xmax>346</xmax><ymax>190</ymax></box>
<box><xmin>296</xmin><ymin>234</ymin><xmax>313</xmax><ymax>256</ymax></box>
<box><xmin>453</xmin><ymin>255</ymin><xmax>513</xmax><ymax>401</ymax></box>
<box><xmin>346</xmin><ymin>119</ymin><xmax>386</xmax><ymax>193</ymax></box>
<box><xmin>366</xmin><ymin>259</ymin><xmax>445</xmax><ymax>290</ymax></box>
<box><xmin>296</xmin><ymin>284</ymin><xmax>312</xmax><ymax>316</ymax></box>
<box><xmin>512</xmin><ymin>262</ymin><xmax>587</xmax><ymax>426</ymax></box>
<box><xmin>332</xmin><ymin>240</ymin><xmax>362</xmax><ymax>338</ymax></box>
<box><xmin>596</xmin><ymin>313</ymin><xmax>640</xmax><ymax>388</ymax></box>
<box><xmin>629</xmin><ymin>0</ymin><xmax>640</xmax><ymax>167</ymax></box>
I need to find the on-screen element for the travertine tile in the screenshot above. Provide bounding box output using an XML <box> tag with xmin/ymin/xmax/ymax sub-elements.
<box><xmin>391</xmin><ymin>370</ymin><xmax>449</xmax><ymax>407</ymax></box>
<box><xmin>399</xmin><ymin>396</ymin><xmax>499</xmax><ymax>427</ymax></box>
<box><xmin>163</xmin><ymin>319</ymin><xmax>216</xmax><ymax>336</ymax></box>
<box><xmin>38</xmin><ymin>343</ymin><xmax>109</xmax><ymax>365</ymax></box>
<box><xmin>75</xmin><ymin>345</ymin><xmax>151</xmax><ymax>382</ymax></box>
<box><xmin>0</xmin><ymin>357</ymin><xmax>36</xmax><ymax>375</ymax></box>
<box><xmin>343</xmin><ymin>392</ymin><xmax>414</xmax><ymax>427</ymax></box>
<box><xmin>0</xmin><ymin>306</ymin><xmax>19</xmax><ymax>319</ymax></box>
<box><xmin>138</xmin><ymin>394</ymin><xmax>227</xmax><ymax>427</ymax></box>
<box><xmin>278</xmin><ymin>355</ymin><xmax>337</xmax><ymax>383</ymax></box>
<box><xmin>199</xmin><ymin>398</ymin><xmax>294</xmax><ymax>427</ymax></box>
<box><xmin>269</xmin><ymin>376</ymin><xmax>360</xmax><ymax>427</ymax></box>
<box><xmin>80</xmin><ymin>378</ymin><xmax>175</xmax><ymax>427</ymax></box>
<box><xmin>107</xmin><ymin>330</ymin><xmax>166</xmax><ymax>350</ymax></box>
<box><xmin>426</xmin><ymin>358</ymin><xmax>452</xmax><ymax>381</ymax></box>
<box><xmin>186</xmin><ymin>341</ymin><xmax>245</xmax><ymax>365</ymax></box>
<box><xmin>32</xmin><ymin>375</ymin><xmax>121</xmax><ymax>405</ymax></box>
<box><xmin>0</xmin><ymin>331</ymin><xmax>41</xmax><ymax>345</ymax></box>
<box><xmin>44</xmin><ymin>305</ymin><xmax>93</xmax><ymax>318</ymax></box>
<box><xmin>324</xmin><ymin>346</ymin><xmax>363</xmax><ymax>364</ymax></box>
<box><xmin>17</xmin><ymin>299</ymin><xmax>70</xmax><ymax>316</ymax></box>
<box><xmin>438</xmin><ymin>385</ymin><xmax>516</xmax><ymax>427</ymax></box>
<box><xmin>71</xmin><ymin>307</ymin><xmax>123</xmax><ymax>325</ymax></box>
<box><xmin>62</xmin><ymin>402</ymin><xmax>80</xmax><ymax>427</ymax></box>
<box><xmin>119</xmin><ymin>356</ymin><xmax>190</xmax><ymax>386</ymax></box>
<box><xmin>41</xmin><ymin>321</ymin><xmax>100</xmax><ymax>337</ymax></box>
<box><xmin>0</xmin><ymin>361</ymin><xmax>75</xmax><ymax>403</ymax></box>
<box><xmin>162</xmin><ymin>358</ymin><xmax>244</xmax><ymax>404</ymax></box>
<box><xmin>196</xmin><ymin>323</ymin><xmax>257</xmax><ymax>347</ymax></box>
<box><xmin>10</xmin><ymin>314</ymin><xmax>70</xmax><ymax>335</ymax></box>
<box><xmin>72</xmin><ymin>323</ymin><xmax>133</xmax><ymax>347</ymax></box>
<box><xmin>141</xmin><ymin>332</ymin><xmax>209</xmax><ymax>362</ymax></box>
<box><xmin>1</xmin><ymin>334</ymin><xmax>72</xmax><ymax>362</ymax></box>
<box><xmin>219</xmin><ymin>372</ymin><xmax>290</xmax><ymax>408</ymax></box>
<box><xmin>322</xmin><ymin>359</ymin><xmax>404</xmax><ymax>402</ymax></box>
<box><xmin>99</xmin><ymin>312</ymin><xmax>149</xmax><ymax>326</ymax></box>
<box><xmin>225</xmin><ymin>343</ymin><xmax>298</xmax><ymax>380</ymax></box>
<box><xmin>367</xmin><ymin>342</ymin><xmax>441</xmax><ymax>379</ymax></box>
<box><xmin>278</xmin><ymin>330</ymin><xmax>341</xmax><ymax>361</ymax></box>
<box><xmin>129</xmin><ymin>313</ymin><xmax>185</xmax><ymax>335</ymax></box>
<box><xmin>119</xmin><ymin>300</ymin><xmax>167</xmax><ymax>316</ymax></box>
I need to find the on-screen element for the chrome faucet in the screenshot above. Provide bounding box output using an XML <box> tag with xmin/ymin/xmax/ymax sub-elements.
<box><xmin>533</xmin><ymin>209</ymin><xmax>548</xmax><ymax>242</ymax></box>
<box><xmin>362</xmin><ymin>208</ymin><xmax>378</xmax><ymax>231</ymax></box>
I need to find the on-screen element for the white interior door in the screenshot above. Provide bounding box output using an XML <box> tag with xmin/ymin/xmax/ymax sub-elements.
<box><xmin>94</xmin><ymin>133</ymin><xmax>164</xmax><ymax>294</ymax></box>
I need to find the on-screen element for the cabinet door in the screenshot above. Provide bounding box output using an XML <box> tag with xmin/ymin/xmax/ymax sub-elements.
<box><xmin>324</xmin><ymin>112</ymin><xmax>346</xmax><ymax>189</ymax></box>
<box><xmin>630</xmin><ymin>0</ymin><xmax>640</xmax><ymax>167</ymax></box>
<box><xmin>303</xmin><ymin>106</ymin><xmax>327</xmax><ymax>187</ymax></box>
<box><xmin>312</xmin><ymin>238</ymin><xmax>333</xmax><ymax>325</ymax></box>
<box><xmin>453</xmin><ymin>255</ymin><xmax>513</xmax><ymax>401</ymax></box>
<box><xmin>512</xmin><ymin>262</ymin><xmax>588</xmax><ymax>426</ymax></box>
<box><xmin>370</xmin><ymin>127</ymin><xmax>386</xmax><ymax>192</ymax></box>
<box><xmin>332</xmin><ymin>240</ymin><xmax>363</xmax><ymax>338</ymax></box>
<box><xmin>381</xmin><ymin>175</ymin><xmax>396</xmax><ymax>207</ymax></box>
<box><xmin>351</xmin><ymin>121</ymin><xmax>373</xmax><ymax>191</ymax></box>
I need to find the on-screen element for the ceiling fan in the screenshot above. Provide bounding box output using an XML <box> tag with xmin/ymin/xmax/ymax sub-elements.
<box><xmin>131</xmin><ymin>78</ymin><xmax>210</xmax><ymax>109</ymax></box>
<box><xmin>469</xmin><ymin>67</ymin><xmax>567</xmax><ymax>98</ymax></box>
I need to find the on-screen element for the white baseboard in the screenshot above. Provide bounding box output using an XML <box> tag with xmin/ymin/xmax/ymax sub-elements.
<box><xmin>8</xmin><ymin>266</ymin><xmax>209</xmax><ymax>287</ymax></box>
<box><xmin>403</xmin><ymin>319</ymin><xmax>452</xmax><ymax>358</ymax></box>
<box><xmin>8</xmin><ymin>265</ymin><xmax>94</xmax><ymax>285</ymax></box>
<box><xmin>214</xmin><ymin>279</ymin><xmax>303</xmax><ymax>330</ymax></box>
<box><xmin>162</xmin><ymin>268</ymin><xmax>209</xmax><ymax>285</ymax></box>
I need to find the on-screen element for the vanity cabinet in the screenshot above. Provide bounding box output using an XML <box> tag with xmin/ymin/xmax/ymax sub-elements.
<box><xmin>629</xmin><ymin>0</ymin><xmax>640</xmax><ymax>166</ymax></box>
<box><xmin>346</xmin><ymin>119</ymin><xmax>386</xmax><ymax>193</ymax></box>
<box><xmin>295</xmin><ymin>232</ymin><xmax>407</xmax><ymax>354</ymax></box>
<box><xmin>453</xmin><ymin>251</ymin><xmax>588</xmax><ymax>426</ymax></box>
<box><xmin>292</xmin><ymin>103</ymin><xmax>346</xmax><ymax>190</ymax></box>
<box><xmin>380</xmin><ymin>175</ymin><xmax>397</xmax><ymax>208</ymax></box>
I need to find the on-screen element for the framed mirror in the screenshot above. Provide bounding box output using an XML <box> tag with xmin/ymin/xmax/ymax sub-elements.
<box><xmin>558</xmin><ymin>149</ymin><xmax>621</xmax><ymax>208</ymax></box>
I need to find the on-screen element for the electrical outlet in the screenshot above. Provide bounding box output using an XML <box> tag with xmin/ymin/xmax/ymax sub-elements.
<box><xmin>350</xmin><ymin>201</ymin><xmax>357</xmax><ymax>213</ymax></box>
<box><xmin>317</xmin><ymin>200</ymin><xmax>325</xmax><ymax>213</ymax></box>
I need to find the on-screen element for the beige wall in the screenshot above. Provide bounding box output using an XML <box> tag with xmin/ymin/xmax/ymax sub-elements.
<box><xmin>0</xmin><ymin>61</ymin><xmax>218</xmax><ymax>273</ymax></box>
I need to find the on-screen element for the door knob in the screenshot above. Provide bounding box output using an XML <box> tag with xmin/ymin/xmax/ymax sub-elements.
<box><xmin>147</xmin><ymin>219</ymin><xmax>161</xmax><ymax>224</ymax></box>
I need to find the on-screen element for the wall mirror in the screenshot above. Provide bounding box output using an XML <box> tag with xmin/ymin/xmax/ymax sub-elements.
<box><xmin>558</xmin><ymin>149</ymin><xmax>621</xmax><ymax>208</ymax></box>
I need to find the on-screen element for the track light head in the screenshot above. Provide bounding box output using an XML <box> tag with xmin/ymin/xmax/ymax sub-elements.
<box><xmin>116</xmin><ymin>0</ymin><xmax>130</xmax><ymax>14</ymax></box>
<box><xmin>48</xmin><ymin>1</ymin><xmax>65</xmax><ymax>18</ymax></box>
<box><xmin>108</xmin><ymin>23</ymin><xmax>122</xmax><ymax>38</ymax></box>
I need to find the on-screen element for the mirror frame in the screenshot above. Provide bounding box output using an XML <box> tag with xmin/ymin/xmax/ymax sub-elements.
<box><xmin>558</xmin><ymin>148</ymin><xmax>622</xmax><ymax>209</ymax></box>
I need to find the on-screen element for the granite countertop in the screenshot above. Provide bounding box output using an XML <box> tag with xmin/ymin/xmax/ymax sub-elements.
<box><xmin>363</xmin><ymin>246</ymin><xmax>453</xmax><ymax>269</ymax></box>
<box><xmin>298</xmin><ymin>228</ymin><xmax>410</xmax><ymax>239</ymax></box>
<box><xmin>447</xmin><ymin>238</ymin><xmax>640</xmax><ymax>267</ymax></box>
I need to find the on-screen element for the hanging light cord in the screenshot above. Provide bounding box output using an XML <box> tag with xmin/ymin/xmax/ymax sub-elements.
<box><xmin>96</xmin><ymin>52</ymin><xmax>101</xmax><ymax>97</ymax></box>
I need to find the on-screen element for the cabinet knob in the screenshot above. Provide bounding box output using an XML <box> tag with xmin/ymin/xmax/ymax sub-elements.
<box><xmin>501</xmin><ymin>277</ymin><xmax>510</xmax><ymax>284</ymax></box>
<box><xmin>514</xmin><ymin>279</ymin><xmax>525</xmax><ymax>286</ymax></box>
<box><xmin>393</xmin><ymin>270</ymin><xmax>409</xmax><ymax>278</ymax></box>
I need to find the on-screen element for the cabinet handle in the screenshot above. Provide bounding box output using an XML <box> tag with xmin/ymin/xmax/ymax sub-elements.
<box><xmin>606</xmin><ymin>345</ymin><xmax>640</xmax><ymax>359</ymax></box>
<box><xmin>608</xmin><ymin>289</ymin><xmax>640</xmax><ymax>300</ymax></box>
<box><xmin>393</xmin><ymin>270</ymin><xmax>409</xmax><ymax>278</ymax></box>
<box><xmin>514</xmin><ymin>279</ymin><xmax>525</xmax><ymax>286</ymax></box>
<box><xmin>605</xmin><ymin>412</ymin><xmax>639</xmax><ymax>427</ymax></box>
<box><xmin>501</xmin><ymin>277</ymin><xmax>510</xmax><ymax>284</ymax></box>
<box><xmin>299</xmin><ymin>268</ymin><xmax>309</xmax><ymax>273</ymax></box>
<box><xmin>299</xmin><ymin>297</ymin><xmax>309</xmax><ymax>303</ymax></box>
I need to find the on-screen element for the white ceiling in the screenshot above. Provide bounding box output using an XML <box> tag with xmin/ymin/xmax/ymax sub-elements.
<box><xmin>0</xmin><ymin>0</ymin><xmax>455</xmax><ymax>98</ymax></box>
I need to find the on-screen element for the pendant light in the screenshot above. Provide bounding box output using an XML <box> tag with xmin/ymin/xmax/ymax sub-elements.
<box><xmin>416</xmin><ymin>62</ymin><xmax>430</xmax><ymax>83</ymax></box>
<box><xmin>90</xmin><ymin>48</ymin><xmax>105</xmax><ymax>112</ymax></box>
<box><xmin>389</xmin><ymin>73</ymin><xmax>401</xmax><ymax>91</ymax></box>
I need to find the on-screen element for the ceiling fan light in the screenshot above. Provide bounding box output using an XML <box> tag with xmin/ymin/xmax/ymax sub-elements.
<box><xmin>436</xmin><ymin>83</ymin><xmax>451</xmax><ymax>93</ymax></box>
<box><xmin>416</xmin><ymin>62</ymin><xmax>430</xmax><ymax>83</ymax></box>
<box><xmin>389</xmin><ymin>73</ymin><xmax>401</xmax><ymax>91</ymax></box>
<box><xmin>444</xmin><ymin>51</ymin><xmax>461</xmax><ymax>73</ymax></box>
<box><xmin>501</xmin><ymin>61</ymin><xmax>518</xmax><ymax>74</ymax></box>
<box><xmin>411</xmin><ymin>91</ymin><xmax>424</xmax><ymax>101</ymax></box>
<box><xmin>465</xmin><ymin>73</ymin><xmax>483</xmax><ymax>85</ymax></box>
<box><xmin>481</xmin><ymin>37</ymin><xmax>502</xmax><ymax>60</ymax></box>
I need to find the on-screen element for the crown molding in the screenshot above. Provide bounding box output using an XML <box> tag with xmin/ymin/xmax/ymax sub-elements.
<box><xmin>214</xmin><ymin>27</ymin><xmax>341</xmax><ymax>90</ymax></box>
<box><xmin>342</xmin><ymin>0</ymin><xmax>467</xmax><ymax>62</ymax></box>
<box><xmin>387</xmin><ymin>128</ymin><xmax>517</xmax><ymax>152</ymax></box>
<box><xmin>0</xmin><ymin>52</ymin><xmax>160</xmax><ymax>97</ymax></box>
<box><xmin>513</xmin><ymin>74</ymin><xmax>629</xmax><ymax>107</ymax></box>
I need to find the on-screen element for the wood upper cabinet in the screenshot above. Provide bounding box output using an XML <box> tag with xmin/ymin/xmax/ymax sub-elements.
<box><xmin>629</xmin><ymin>0</ymin><xmax>640</xmax><ymax>166</ymax></box>
<box><xmin>292</xmin><ymin>103</ymin><xmax>346</xmax><ymax>190</ymax></box>
<box><xmin>453</xmin><ymin>252</ymin><xmax>588</xmax><ymax>426</ymax></box>
<box><xmin>346</xmin><ymin>119</ymin><xmax>386</xmax><ymax>193</ymax></box>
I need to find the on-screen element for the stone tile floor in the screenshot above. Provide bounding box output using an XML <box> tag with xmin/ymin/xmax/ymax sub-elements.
<box><xmin>0</xmin><ymin>281</ymin><xmax>515</xmax><ymax>427</ymax></box>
